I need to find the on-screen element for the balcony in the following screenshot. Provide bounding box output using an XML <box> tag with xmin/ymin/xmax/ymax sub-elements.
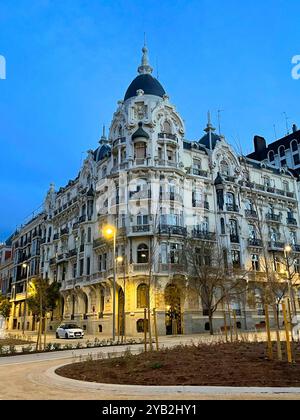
<box><xmin>245</xmin><ymin>210</ymin><xmax>258</xmax><ymax>219</ymax></box>
<box><xmin>129</xmin><ymin>190</ymin><xmax>151</xmax><ymax>200</ymax></box>
<box><xmin>132</xmin><ymin>225</ymin><xmax>151</xmax><ymax>233</ymax></box>
<box><xmin>160</xmin><ymin>192</ymin><xmax>182</xmax><ymax>203</ymax></box>
<box><xmin>293</xmin><ymin>245</ymin><xmax>300</xmax><ymax>253</ymax></box>
<box><xmin>68</xmin><ymin>249</ymin><xmax>77</xmax><ymax>258</ymax></box>
<box><xmin>226</xmin><ymin>204</ymin><xmax>239</xmax><ymax>213</ymax></box>
<box><xmin>225</xmin><ymin>176</ymin><xmax>236</xmax><ymax>183</ymax></box>
<box><xmin>266</xmin><ymin>213</ymin><xmax>281</xmax><ymax>223</ymax></box>
<box><xmin>111</xmin><ymin>162</ymin><xmax>128</xmax><ymax>174</ymax></box>
<box><xmin>286</xmin><ymin>192</ymin><xmax>295</xmax><ymax>198</ymax></box>
<box><xmin>193</xmin><ymin>200</ymin><xmax>209</xmax><ymax>210</ymax></box>
<box><xmin>159</xmin><ymin>263</ymin><xmax>185</xmax><ymax>274</ymax></box>
<box><xmin>134</xmin><ymin>158</ymin><xmax>147</xmax><ymax>167</ymax></box>
<box><xmin>157</xmin><ymin>160</ymin><xmax>178</xmax><ymax>168</ymax></box>
<box><xmin>192</xmin><ymin>168</ymin><xmax>208</xmax><ymax>178</ymax></box>
<box><xmin>112</xmin><ymin>137</ymin><xmax>126</xmax><ymax>148</ymax></box>
<box><xmin>32</xmin><ymin>230</ymin><xmax>41</xmax><ymax>238</ymax></box>
<box><xmin>287</xmin><ymin>217</ymin><xmax>297</xmax><ymax>226</ymax></box>
<box><xmin>192</xmin><ymin>230</ymin><xmax>216</xmax><ymax>241</ymax></box>
<box><xmin>248</xmin><ymin>238</ymin><xmax>263</xmax><ymax>247</ymax></box>
<box><xmin>60</xmin><ymin>227</ymin><xmax>69</xmax><ymax>236</ymax></box>
<box><xmin>268</xmin><ymin>241</ymin><xmax>284</xmax><ymax>251</ymax></box>
<box><xmin>158</xmin><ymin>132</ymin><xmax>178</xmax><ymax>143</ymax></box>
<box><xmin>79</xmin><ymin>215</ymin><xmax>86</xmax><ymax>224</ymax></box>
<box><xmin>230</xmin><ymin>235</ymin><xmax>240</xmax><ymax>244</ymax></box>
<box><xmin>131</xmin><ymin>263</ymin><xmax>150</xmax><ymax>273</ymax></box>
<box><xmin>243</xmin><ymin>182</ymin><xmax>296</xmax><ymax>199</ymax></box>
<box><xmin>57</xmin><ymin>253</ymin><xmax>68</xmax><ymax>263</ymax></box>
<box><xmin>93</xmin><ymin>238</ymin><xmax>104</xmax><ymax>249</ymax></box>
<box><xmin>158</xmin><ymin>225</ymin><xmax>187</xmax><ymax>236</ymax></box>
<box><xmin>73</xmin><ymin>222</ymin><xmax>79</xmax><ymax>231</ymax></box>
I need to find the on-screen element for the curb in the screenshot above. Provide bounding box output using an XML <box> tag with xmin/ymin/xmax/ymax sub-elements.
<box><xmin>47</xmin><ymin>362</ymin><xmax>300</xmax><ymax>396</ymax></box>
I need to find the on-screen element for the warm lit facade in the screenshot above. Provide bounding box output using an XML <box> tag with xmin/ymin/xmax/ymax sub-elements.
<box><xmin>7</xmin><ymin>47</ymin><xmax>300</xmax><ymax>336</ymax></box>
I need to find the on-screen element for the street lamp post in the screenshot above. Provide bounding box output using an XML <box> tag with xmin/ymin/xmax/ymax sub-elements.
<box><xmin>22</xmin><ymin>263</ymin><xmax>30</xmax><ymax>335</ymax></box>
<box><xmin>103</xmin><ymin>225</ymin><xmax>117</xmax><ymax>341</ymax></box>
<box><xmin>117</xmin><ymin>255</ymin><xmax>126</xmax><ymax>341</ymax></box>
<box><xmin>284</xmin><ymin>245</ymin><xmax>297</xmax><ymax>317</ymax></box>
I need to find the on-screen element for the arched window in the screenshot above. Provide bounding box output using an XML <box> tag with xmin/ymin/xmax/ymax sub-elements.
<box><xmin>268</xmin><ymin>151</ymin><xmax>275</xmax><ymax>162</ymax></box>
<box><xmin>163</xmin><ymin>120</ymin><xmax>172</xmax><ymax>134</ymax></box>
<box><xmin>291</xmin><ymin>140</ymin><xmax>298</xmax><ymax>152</ymax></box>
<box><xmin>137</xmin><ymin>283</ymin><xmax>149</xmax><ymax>308</ymax></box>
<box><xmin>279</xmin><ymin>146</ymin><xmax>285</xmax><ymax>158</ymax></box>
<box><xmin>220</xmin><ymin>160</ymin><xmax>230</xmax><ymax>176</ymax></box>
<box><xmin>82</xmin><ymin>293</ymin><xmax>88</xmax><ymax>315</ymax></box>
<box><xmin>136</xmin><ymin>318</ymin><xmax>148</xmax><ymax>333</ymax></box>
<box><xmin>137</xmin><ymin>244</ymin><xmax>149</xmax><ymax>263</ymax></box>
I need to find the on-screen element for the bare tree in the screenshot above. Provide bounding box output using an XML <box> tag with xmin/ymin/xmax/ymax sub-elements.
<box><xmin>184</xmin><ymin>237</ymin><xmax>248</xmax><ymax>335</ymax></box>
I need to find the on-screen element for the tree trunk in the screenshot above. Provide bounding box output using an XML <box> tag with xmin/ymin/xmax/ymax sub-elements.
<box><xmin>209</xmin><ymin>311</ymin><xmax>214</xmax><ymax>335</ymax></box>
<box><xmin>272</xmin><ymin>304</ymin><xmax>282</xmax><ymax>361</ymax></box>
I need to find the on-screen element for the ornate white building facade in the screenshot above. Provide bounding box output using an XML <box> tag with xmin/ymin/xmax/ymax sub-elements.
<box><xmin>7</xmin><ymin>47</ymin><xmax>300</xmax><ymax>336</ymax></box>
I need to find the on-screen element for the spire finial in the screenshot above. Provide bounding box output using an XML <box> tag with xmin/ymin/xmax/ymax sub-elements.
<box><xmin>138</xmin><ymin>38</ymin><xmax>153</xmax><ymax>75</ymax></box>
<box><xmin>204</xmin><ymin>111</ymin><xmax>216</xmax><ymax>134</ymax></box>
<box><xmin>99</xmin><ymin>124</ymin><xmax>108</xmax><ymax>145</ymax></box>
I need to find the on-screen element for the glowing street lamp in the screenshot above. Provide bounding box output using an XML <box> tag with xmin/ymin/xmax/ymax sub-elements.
<box><xmin>102</xmin><ymin>225</ymin><xmax>117</xmax><ymax>341</ymax></box>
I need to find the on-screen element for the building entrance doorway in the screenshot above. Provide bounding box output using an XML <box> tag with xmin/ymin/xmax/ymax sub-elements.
<box><xmin>165</xmin><ymin>284</ymin><xmax>182</xmax><ymax>335</ymax></box>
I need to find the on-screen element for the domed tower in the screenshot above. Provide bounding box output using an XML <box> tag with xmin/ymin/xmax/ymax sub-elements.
<box><xmin>108</xmin><ymin>45</ymin><xmax>185</xmax><ymax>171</ymax></box>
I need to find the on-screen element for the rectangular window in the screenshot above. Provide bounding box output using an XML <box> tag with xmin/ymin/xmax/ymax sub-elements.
<box><xmin>72</xmin><ymin>263</ymin><xmax>77</xmax><ymax>278</ymax></box>
<box><xmin>294</xmin><ymin>154</ymin><xmax>300</xmax><ymax>166</ymax></box>
<box><xmin>231</xmin><ymin>251</ymin><xmax>241</xmax><ymax>268</ymax></box>
<box><xmin>86</xmin><ymin>257</ymin><xmax>90</xmax><ymax>275</ymax></box>
<box><xmin>160</xmin><ymin>243</ymin><xmax>168</xmax><ymax>264</ymax></box>
<box><xmin>62</xmin><ymin>264</ymin><xmax>67</xmax><ymax>281</ymax></box>
<box><xmin>79</xmin><ymin>259</ymin><xmax>84</xmax><ymax>276</ymax></box>
<box><xmin>87</xmin><ymin>228</ymin><xmax>92</xmax><ymax>243</ymax></box>
<box><xmin>252</xmin><ymin>254</ymin><xmax>260</xmax><ymax>271</ymax></box>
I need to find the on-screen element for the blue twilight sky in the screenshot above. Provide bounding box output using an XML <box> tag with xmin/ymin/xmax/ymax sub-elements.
<box><xmin>0</xmin><ymin>0</ymin><xmax>299</xmax><ymax>241</ymax></box>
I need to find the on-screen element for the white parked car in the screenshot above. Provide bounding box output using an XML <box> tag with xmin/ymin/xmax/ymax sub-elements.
<box><xmin>56</xmin><ymin>324</ymin><xmax>84</xmax><ymax>339</ymax></box>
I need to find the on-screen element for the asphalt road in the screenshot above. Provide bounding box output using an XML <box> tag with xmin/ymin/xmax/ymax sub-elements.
<box><xmin>1</xmin><ymin>334</ymin><xmax>300</xmax><ymax>400</ymax></box>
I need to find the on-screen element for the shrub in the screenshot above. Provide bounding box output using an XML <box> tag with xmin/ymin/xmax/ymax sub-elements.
<box><xmin>52</xmin><ymin>343</ymin><xmax>61</xmax><ymax>351</ymax></box>
<box><xmin>9</xmin><ymin>345</ymin><xmax>16</xmax><ymax>355</ymax></box>
<box><xmin>21</xmin><ymin>345</ymin><xmax>33</xmax><ymax>353</ymax></box>
<box><xmin>45</xmin><ymin>343</ymin><xmax>53</xmax><ymax>352</ymax></box>
<box><xmin>150</xmin><ymin>362</ymin><xmax>163</xmax><ymax>370</ymax></box>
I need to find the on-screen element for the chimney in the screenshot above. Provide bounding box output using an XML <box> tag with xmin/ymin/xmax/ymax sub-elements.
<box><xmin>253</xmin><ymin>135</ymin><xmax>266</xmax><ymax>154</ymax></box>
<box><xmin>292</xmin><ymin>124</ymin><xmax>298</xmax><ymax>133</ymax></box>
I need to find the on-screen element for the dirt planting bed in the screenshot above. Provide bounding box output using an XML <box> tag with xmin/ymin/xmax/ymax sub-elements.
<box><xmin>56</xmin><ymin>342</ymin><xmax>300</xmax><ymax>387</ymax></box>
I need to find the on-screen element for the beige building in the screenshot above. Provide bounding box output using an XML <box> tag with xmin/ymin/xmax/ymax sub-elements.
<box><xmin>8</xmin><ymin>47</ymin><xmax>300</xmax><ymax>336</ymax></box>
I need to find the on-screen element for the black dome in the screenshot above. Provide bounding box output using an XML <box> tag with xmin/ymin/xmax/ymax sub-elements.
<box><xmin>124</xmin><ymin>74</ymin><xmax>166</xmax><ymax>101</ymax></box>
<box><xmin>95</xmin><ymin>144</ymin><xmax>111</xmax><ymax>162</ymax></box>
<box><xmin>199</xmin><ymin>133</ymin><xmax>221</xmax><ymax>150</ymax></box>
